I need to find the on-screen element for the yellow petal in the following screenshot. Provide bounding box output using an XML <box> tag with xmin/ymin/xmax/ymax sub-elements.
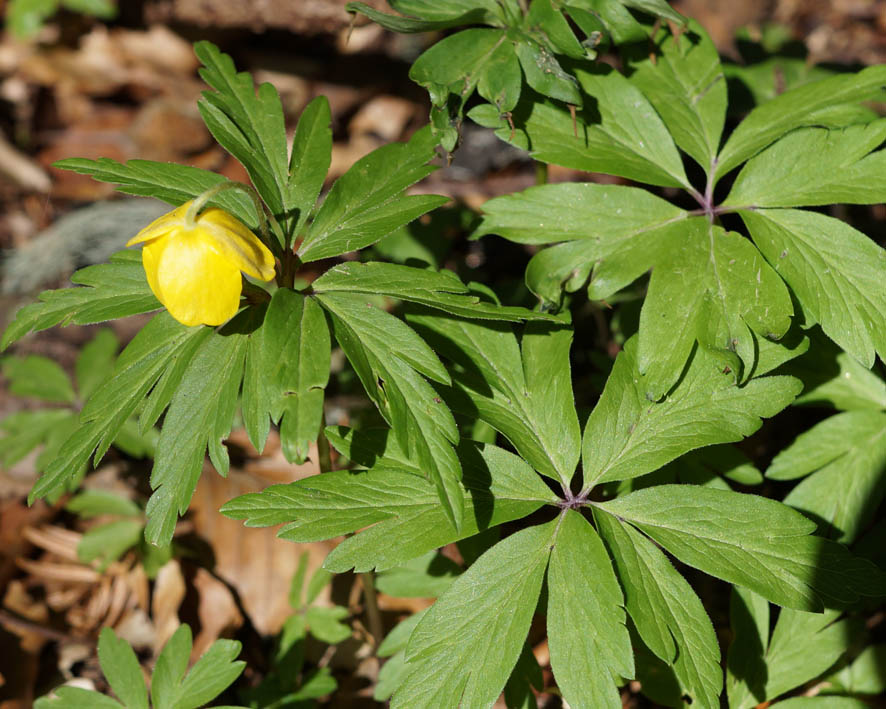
<box><xmin>126</xmin><ymin>201</ymin><xmax>192</xmax><ymax>247</ymax></box>
<box><xmin>197</xmin><ymin>207</ymin><xmax>276</xmax><ymax>282</ymax></box>
<box><xmin>142</xmin><ymin>226</ymin><xmax>243</xmax><ymax>327</ymax></box>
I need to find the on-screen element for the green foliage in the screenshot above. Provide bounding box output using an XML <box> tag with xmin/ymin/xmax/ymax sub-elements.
<box><xmin>6</xmin><ymin>0</ymin><xmax>115</xmax><ymax>39</ymax></box>
<box><xmin>34</xmin><ymin>625</ymin><xmax>245</xmax><ymax>708</ymax></box>
<box><xmin>7</xmin><ymin>9</ymin><xmax>886</xmax><ymax>707</ymax></box>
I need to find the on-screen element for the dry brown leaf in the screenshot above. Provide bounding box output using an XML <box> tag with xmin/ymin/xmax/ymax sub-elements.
<box><xmin>191</xmin><ymin>567</ymin><xmax>242</xmax><ymax>659</ymax></box>
<box><xmin>151</xmin><ymin>559</ymin><xmax>186</xmax><ymax>653</ymax></box>
<box><xmin>188</xmin><ymin>450</ymin><xmax>335</xmax><ymax>636</ymax></box>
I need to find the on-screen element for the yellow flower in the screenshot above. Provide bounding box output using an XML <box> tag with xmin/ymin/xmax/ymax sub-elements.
<box><xmin>127</xmin><ymin>201</ymin><xmax>275</xmax><ymax>327</ymax></box>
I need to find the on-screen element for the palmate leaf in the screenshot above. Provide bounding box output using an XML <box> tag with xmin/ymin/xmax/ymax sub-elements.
<box><xmin>221</xmin><ymin>440</ymin><xmax>556</xmax><ymax>572</ymax></box>
<box><xmin>582</xmin><ymin>338</ymin><xmax>800</xmax><ymax>489</ymax></box>
<box><xmin>477</xmin><ymin>189</ymin><xmax>792</xmax><ymax>397</ymax></box>
<box><xmin>393</xmin><ymin>519</ymin><xmax>557</xmax><ymax>708</ymax></box>
<box><xmin>298</xmin><ymin>127</ymin><xmax>448</xmax><ymax>262</ymax></box>
<box><xmin>547</xmin><ymin>510</ymin><xmax>633</xmax><ymax>708</ymax></box>
<box><xmin>725</xmin><ymin>119</ymin><xmax>886</xmax><ymax>207</ymax></box>
<box><xmin>597</xmin><ymin>484</ymin><xmax>886</xmax><ymax>611</ymax></box>
<box><xmin>624</xmin><ymin>19</ymin><xmax>727</xmax><ymax>170</ymax></box>
<box><xmin>741</xmin><ymin>208</ymin><xmax>886</xmax><ymax>369</ymax></box>
<box><xmin>596</xmin><ymin>511</ymin><xmax>721</xmax><ymax>708</ymax></box>
<box><xmin>2</xmin><ymin>251</ymin><xmax>160</xmax><ymax>350</ymax></box>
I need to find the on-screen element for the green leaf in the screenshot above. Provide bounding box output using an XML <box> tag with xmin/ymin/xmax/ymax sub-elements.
<box><xmin>772</xmin><ymin>411</ymin><xmax>886</xmax><ymax>543</ymax></box>
<box><xmin>410</xmin><ymin>29</ymin><xmax>508</xmax><ymax>107</ymax></box>
<box><xmin>597</xmin><ymin>484</ymin><xmax>880</xmax><ymax>610</ymax></box>
<box><xmin>478</xmin><ymin>35</ymin><xmax>524</xmax><ymax>112</ymax></box>
<box><xmin>726</xmin><ymin>586</ymin><xmax>769</xmax><ymax>709</ymax></box>
<box><xmin>741</xmin><ymin>208</ymin><xmax>886</xmax><ymax>368</ymax></box>
<box><xmin>582</xmin><ymin>338</ymin><xmax>800</xmax><ymax>488</ymax></box>
<box><xmin>74</xmin><ymin>329</ymin><xmax>118</xmax><ymax>401</ymax></box>
<box><xmin>770</xmin><ymin>699</ymin><xmax>869</xmax><ymax>709</ymax></box>
<box><xmin>29</xmin><ymin>313</ymin><xmax>206</xmax><ymax>503</ymax></box>
<box><xmin>572</xmin><ymin>0</ymin><xmax>645</xmax><ymax>44</ymax></box>
<box><xmin>6</xmin><ymin>0</ymin><xmax>59</xmax><ymax>39</ymax></box>
<box><xmin>299</xmin><ymin>127</ymin><xmax>447</xmax><ymax>262</ymax></box>
<box><xmin>66</xmin><ymin>490</ymin><xmax>141</xmax><ymax>518</ymax></box>
<box><xmin>669</xmin><ymin>444</ymin><xmax>763</xmax><ymax>487</ymax></box>
<box><xmin>595</xmin><ymin>510</ymin><xmax>722</xmax><ymax>708</ymax></box>
<box><xmin>311</xmin><ymin>261</ymin><xmax>552</xmax><ymax>321</ymax></box>
<box><xmin>625</xmin><ymin>20</ymin><xmax>726</xmax><ymax>169</ymax></box>
<box><xmin>725</xmin><ymin>120</ymin><xmax>886</xmax><ymax>207</ymax></box>
<box><xmin>288</xmin><ymin>96</ymin><xmax>332</xmax><ymax>240</ymax></box>
<box><xmin>305</xmin><ymin>605</ymin><xmax>351</xmax><ymax>644</ymax></box>
<box><xmin>151</xmin><ymin>625</ymin><xmax>245</xmax><ymax>709</ymax></box>
<box><xmin>261</xmin><ymin>290</ymin><xmax>330</xmax><ymax>464</ymax></box>
<box><xmin>151</xmin><ymin>625</ymin><xmax>191</xmax><ymax>709</ymax></box>
<box><xmin>324</xmin><ymin>425</ymin><xmax>421</xmax><ymax>474</ymax></box>
<box><xmin>144</xmin><ymin>323</ymin><xmax>248</xmax><ymax>546</ymax></box>
<box><xmin>526</xmin><ymin>0</ymin><xmax>585</xmax><ymax>59</ymax></box>
<box><xmin>240</xmin><ymin>304</ymin><xmax>270</xmax><ymax>452</ymax></box>
<box><xmin>637</xmin><ymin>222</ymin><xmax>793</xmax><ymax>395</ymax></box>
<box><xmin>410</xmin><ymin>308</ymin><xmax>581</xmax><ymax>484</ymax></box>
<box><xmin>194</xmin><ymin>42</ymin><xmax>289</xmax><ymax>222</ymax></box>
<box><xmin>547</xmin><ymin>510</ymin><xmax>632</xmax><ymax>708</ymax></box>
<box><xmin>791</xmin><ymin>333</ymin><xmax>886</xmax><ymax>410</ymax></box>
<box><xmin>393</xmin><ymin>519</ymin><xmax>556</xmax><ymax>708</ymax></box>
<box><xmin>375</xmin><ymin>551</ymin><xmax>461</xmax><ymax>597</ymax></box>
<box><xmin>77</xmin><ymin>519</ymin><xmax>144</xmax><ymax>570</ymax></box>
<box><xmin>475</xmin><ymin>182</ymin><xmax>686</xmax><ymax>305</ymax></box>
<box><xmin>34</xmin><ymin>687</ymin><xmax>123</xmax><ymax>709</ymax></box>
<box><xmin>0</xmin><ymin>409</ymin><xmax>72</xmax><ymax>467</ymax></box>
<box><xmin>475</xmin><ymin>180</ymin><xmax>686</xmax><ymax>244</ymax></box>
<box><xmin>52</xmin><ymin>158</ymin><xmax>257</xmax><ymax>227</ymax></box>
<box><xmin>504</xmin><ymin>643</ymin><xmax>544</xmax><ymax>709</ymax></box>
<box><xmin>97</xmin><ymin>627</ymin><xmax>149</xmax><ymax>709</ymax></box>
<box><xmin>761</xmin><ymin>608</ymin><xmax>857</xmax><ymax>705</ymax></box>
<box><xmin>715</xmin><ymin>65</ymin><xmax>886</xmax><ymax>181</ymax></box>
<box><xmin>378</xmin><ymin>610</ymin><xmax>428</xmax><ymax>659</ymax></box>
<box><xmin>516</xmin><ymin>321</ymin><xmax>581</xmax><ymax>483</ymax></box>
<box><xmin>2</xmin><ymin>355</ymin><xmax>74</xmax><ymax>403</ymax></box>
<box><xmin>830</xmin><ymin>643</ymin><xmax>886</xmax><ymax>694</ymax></box>
<box><xmin>320</xmin><ymin>292</ymin><xmax>464</xmax><ymax>529</ymax></box>
<box><xmin>61</xmin><ymin>0</ymin><xmax>115</xmax><ymax>17</ymax></box>
<box><xmin>172</xmin><ymin>639</ymin><xmax>245</xmax><ymax>709</ymax></box>
<box><xmin>619</xmin><ymin>0</ymin><xmax>685</xmax><ymax>24</ymax></box>
<box><xmin>470</xmin><ymin>63</ymin><xmax>690</xmax><ymax>188</ymax></box>
<box><xmin>347</xmin><ymin>1</ymin><xmax>496</xmax><ymax>32</ymax></box>
<box><xmin>222</xmin><ymin>441</ymin><xmax>556</xmax><ymax>572</ymax></box>
<box><xmin>515</xmin><ymin>41</ymin><xmax>582</xmax><ymax>106</ymax></box>
<box><xmin>2</xmin><ymin>251</ymin><xmax>160</xmax><ymax>350</ymax></box>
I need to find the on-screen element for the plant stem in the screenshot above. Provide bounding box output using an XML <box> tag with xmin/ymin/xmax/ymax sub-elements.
<box><xmin>360</xmin><ymin>571</ymin><xmax>384</xmax><ymax>648</ymax></box>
